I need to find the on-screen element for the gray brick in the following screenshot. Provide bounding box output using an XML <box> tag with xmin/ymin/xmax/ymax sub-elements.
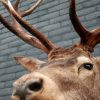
<box><xmin>82</xmin><ymin>0</ymin><xmax>100</xmax><ymax>7</ymax></box>
<box><xmin>0</xmin><ymin>56</ymin><xmax>9</xmax><ymax>62</ymax></box>
<box><xmin>72</xmin><ymin>38</ymin><xmax>80</xmax><ymax>44</ymax></box>
<box><xmin>48</xmin><ymin>26</ymin><xmax>71</xmax><ymax>37</ymax></box>
<box><xmin>29</xmin><ymin>17</ymin><xmax>39</xmax><ymax>24</ymax></box>
<box><xmin>83</xmin><ymin>19</ymin><xmax>98</xmax><ymax>28</ymax></box>
<box><xmin>0</xmin><ymin>82</ymin><xmax>5</xmax><ymax>89</ymax></box>
<box><xmin>1</xmin><ymin>36</ymin><xmax>18</xmax><ymax>44</ymax></box>
<box><xmin>40</xmin><ymin>0</ymin><xmax>59</xmax><ymax>10</ymax></box>
<box><xmin>0</xmin><ymin>88</ymin><xmax>12</xmax><ymax>96</ymax></box>
<box><xmin>35</xmin><ymin>21</ymin><xmax>49</xmax><ymax>28</ymax></box>
<box><xmin>0</xmin><ymin>97</ymin><xmax>3</xmax><ymax>100</ymax></box>
<box><xmin>89</xmin><ymin>25</ymin><xmax>100</xmax><ymax>31</ymax></box>
<box><xmin>77</xmin><ymin>6</ymin><xmax>96</xmax><ymax>16</ymax></box>
<box><xmin>5</xmin><ymin>65</ymin><xmax>24</xmax><ymax>74</ymax></box>
<box><xmin>18</xmin><ymin>44</ymin><xmax>32</xmax><ymax>51</ymax></box>
<box><xmin>0</xmin><ymin>73</ymin><xmax>16</xmax><ymax>82</ymax></box>
<box><xmin>85</xmin><ymin>11</ymin><xmax>100</xmax><ymax>20</ymax></box>
<box><xmin>59</xmin><ymin>0</ymin><xmax>68</xmax><ymax>3</ymax></box>
<box><xmin>48</xmin><ymin>2</ymin><xmax>69</xmax><ymax>13</ymax></box>
<box><xmin>61</xmin><ymin>20</ymin><xmax>71</xmax><ymax>27</ymax></box>
<box><xmin>93</xmin><ymin>47</ymin><xmax>100</xmax><ymax>57</ymax></box>
<box><xmin>13</xmin><ymin>49</ymin><xmax>27</xmax><ymax>55</ymax></box>
<box><xmin>56</xmin><ymin>40</ymin><xmax>73</xmax><ymax>48</ymax></box>
<box><xmin>39</xmin><ymin>11</ymin><xmax>59</xmax><ymax>21</ymax></box>
<box><xmin>62</xmin><ymin>32</ymin><xmax>78</xmax><ymax>41</ymax></box>
<box><xmin>29</xmin><ymin>9</ymin><xmax>48</xmax><ymax>19</ymax></box>
<box><xmin>8</xmin><ymin>39</ymin><xmax>24</xmax><ymax>48</ymax></box>
<box><xmin>0</xmin><ymin>44</ymin><xmax>9</xmax><ymax>51</ymax></box>
<box><xmin>3</xmin><ymin>96</ymin><xmax>11</xmax><ymax>100</ymax></box>
<box><xmin>38</xmin><ymin>53</ymin><xmax>47</xmax><ymax>60</ymax></box>
<box><xmin>5</xmin><ymin>80</ymin><xmax>15</xmax><ymax>88</ymax></box>
<box><xmin>40</xmin><ymin>23</ymin><xmax>60</xmax><ymax>33</ymax></box>
<box><xmin>96</xmin><ymin>4</ymin><xmax>100</xmax><ymax>10</ymax></box>
<box><xmin>0</xmin><ymin>69</ymin><xmax>6</xmax><ymax>76</ymax></box>
<box><xmin>50</xmin><ymin>34</ymin><xmax>62</xmax><ymax>43</ymax></box>
<box><xmin>26</xmin><ymin>48</ymin><xmax>42</xmax><ymax>56</ymax></box>
<box><xmin>15</xmin><ymin>71</ymin><xmax>28</xmax><ymax>79</ymax></box>
<box><xmin>0</xmin><ymin>47</ymin><xmax>18</xmax><ymax>56</ymax></box>
<box><xmin>49</xmin><ymin>14</ymin><xmax>69</xmax><ymax>24</ymax></box>
<box><xmin>60</xmin><ymin>8</ymin><xmax>69</xmax><ymax>15</ymax></box>
<box><xmin>76</xmin><ymin>0</ymin><xmax>87</xmax><ymax>4</ymax></box>
<box><xmin>0</xmin><ymin>59</ymin><xmax>16</xmax><ymax>69</ymax></box>
<box><xmin>0</xmin><ymin>32</ymin><xmax>10</xmax><ymax>40</ymax></box>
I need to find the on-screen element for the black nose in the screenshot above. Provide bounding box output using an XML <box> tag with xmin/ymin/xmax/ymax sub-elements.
<box><xmin>13</xmin><ymin>79</ymin><xmax>43</xmax><ymax>98</ymax></box>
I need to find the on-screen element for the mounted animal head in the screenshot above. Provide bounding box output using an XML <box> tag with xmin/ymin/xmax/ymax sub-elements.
<box><xmin>0</xmin><ymin>0</ymin><xmax>100</xmax><ymax>100</ymax></box>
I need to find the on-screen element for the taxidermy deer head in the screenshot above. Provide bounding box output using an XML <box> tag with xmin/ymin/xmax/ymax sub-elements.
<box><xmin>0</xmin><ymin>0</ymin><xmax>100</xmax><ymax>100</ymax></box>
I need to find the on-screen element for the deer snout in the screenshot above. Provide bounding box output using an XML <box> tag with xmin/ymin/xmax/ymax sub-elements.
<box><xmin>12</xmin><ymin>78</ymin><xmax>43</xmax><ymax>99</ymax></box>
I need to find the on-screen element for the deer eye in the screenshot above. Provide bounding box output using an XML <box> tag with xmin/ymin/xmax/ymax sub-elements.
<box><xmin>83</xmin><ymin>63</ymin><xmax>93</xmax><ymax>70</ymax></box>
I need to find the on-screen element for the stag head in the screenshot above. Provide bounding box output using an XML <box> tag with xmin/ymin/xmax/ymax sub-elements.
<box><xmin>0</xmin><ymin>0</ymin><xmax>100</xmax><ymax>100</ymax></box>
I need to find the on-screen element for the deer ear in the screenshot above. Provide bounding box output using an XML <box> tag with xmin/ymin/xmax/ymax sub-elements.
<box><xmin>14</xmin><ymin>56</ymin><xmax>45</xmax><ymax>72</ymax></box>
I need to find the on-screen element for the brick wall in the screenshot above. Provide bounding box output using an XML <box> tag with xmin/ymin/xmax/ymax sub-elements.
<box><xmin>0</xmin><ymin>0</ymin><xmax>100</xmax><ymax>99</ymax></box>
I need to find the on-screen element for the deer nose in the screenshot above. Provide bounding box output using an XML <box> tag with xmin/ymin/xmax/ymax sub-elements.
<box><xmin>13</xmin><ymin>78</ymin><xmax>43</xmax><ymax>97</ymax></box>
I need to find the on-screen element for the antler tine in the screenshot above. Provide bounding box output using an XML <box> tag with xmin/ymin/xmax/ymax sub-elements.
<box><xmin>0</xmin><ymin>0</ymin><xmax>48</xmax><ymax>53</ymax></box>
<box><xmin>89</xmin><ymin>28</ymin><xmax>100</xmax><ymax>49</ymax></box>
<box><xmin>13</xmin><ymin>0</ymin><xmax>20</xmax><ymax>10</ymax></box>
<box><xmin>4</xmin><ymin>0</ymin><xmax>42</xmax><ymax>30</ymax></box>
<box><xmin>69</xmin><ymin>0</ymin><xmax>91</xmax><ymax>43</ymax></box>
<box><xmin>69</xmin><ymin>0</ymin><xmax>100</xmax><ymax>52</ymax></box>
<box><xmin>13</xmin><ymin>0</ymin><xmax>43</xmax><ymax>17</ymax></box>
<box><xmin>21</xmin><ymin>0</ymin><xmax>43</xmax><ymax>17</ymax></box>
<box><xmin>0</xmin><ymin>14</ymin><xmax>48</xmax><ymax>53</ymax></box>
<box><xmin>7</xmin><ymin>0</ymin><xmax>55</xmax><ymax>53</ymax></box>
<box><xmin>12</xmin><ymin>0</ymin><xmax>43</xmax><ymax>29</ymax></box>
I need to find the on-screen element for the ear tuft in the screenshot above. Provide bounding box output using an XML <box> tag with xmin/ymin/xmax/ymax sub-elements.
<box><xmin>14</xmin><ymin>56</ymin><xmax>45</xmax><ymax>72</ymax></box>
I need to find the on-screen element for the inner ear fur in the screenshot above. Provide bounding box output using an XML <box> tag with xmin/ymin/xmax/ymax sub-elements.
<box><xmin>14</xmin><ymin>56</ymin><xmax>45</xmax><ymax>72</ymax></box>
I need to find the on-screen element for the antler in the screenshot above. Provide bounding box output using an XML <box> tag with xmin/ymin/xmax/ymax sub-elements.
<box><xmin>69</xmin><ymin>0</ymin><xmax>100</xmax><ymax>52</ymax></box>
<box><xmin>13</xmin><ymin>0</ymin><xmax>43</xmax><ymax>17</ymax></box>
<box><xmin>0</xmin><ymin>0</ymin><xmax>56</xmax><ymax>54</ymax></box>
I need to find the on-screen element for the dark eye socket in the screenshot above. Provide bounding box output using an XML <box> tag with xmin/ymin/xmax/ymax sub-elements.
<box><xmin>83</xmin><ymin>63</ymin><xmax>93</xmax><ymax>70</ymax></box>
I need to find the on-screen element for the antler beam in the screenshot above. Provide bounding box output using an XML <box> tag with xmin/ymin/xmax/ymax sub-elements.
<box><xmin>0</xmin><ymin>14</ymin><xmax>47</xmax><ymax>52</ymax></box>
<box><xmin>0</xmin><ymin>0</ymin><xmax>56</xmax><ymax>54</ymax></box>
<box><xmin>69</xmin><ymin>0</ymin><xmax>100</xmax><ymax>52</ymax></box>
<box><xmin>7</xmin><ymin>0</ymin><xmax>55</xmax><ymax>51</ymax></box>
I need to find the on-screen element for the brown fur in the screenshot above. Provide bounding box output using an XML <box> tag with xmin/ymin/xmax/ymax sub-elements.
<box><xmin>0</xmin><ymin>0</ymin><xmax>99</xmax><ymax>100</ymax></box>
<box><xmin>11</xmin><ymin>46</ymin><xmax>100</xmax><ymax>100</ymax></box>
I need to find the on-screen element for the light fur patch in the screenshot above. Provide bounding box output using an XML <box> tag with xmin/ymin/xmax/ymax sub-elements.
<box><xmin>77</xmin><ymin>56</ymin><xmax>92</xmax><ymax>64</ymax></box>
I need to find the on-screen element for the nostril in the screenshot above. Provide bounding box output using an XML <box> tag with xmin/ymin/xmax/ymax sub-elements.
<box><xmin>28</xmin><ymin>79</ymin><xmax>43</xmax><ymax>92</ymax></box>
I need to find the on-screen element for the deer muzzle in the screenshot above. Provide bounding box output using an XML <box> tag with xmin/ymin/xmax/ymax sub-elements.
<box><xmin>12</xmin><ymin>78</ymin><xmax>43</xmax><ymax>100</ymax></box>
